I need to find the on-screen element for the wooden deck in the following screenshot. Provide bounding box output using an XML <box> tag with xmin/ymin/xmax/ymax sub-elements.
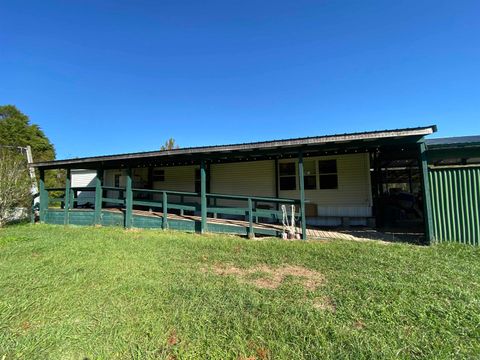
<box><xmin>104</xmin><ymin>208</ymin><xmax>360</xmax><ymax>241</ymax></box>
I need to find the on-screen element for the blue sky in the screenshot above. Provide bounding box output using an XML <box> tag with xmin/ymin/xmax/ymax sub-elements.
<box><xmin>1</xmin><ymin>0</ymin><xmax>479</xmax><ymax>159</ymax></box>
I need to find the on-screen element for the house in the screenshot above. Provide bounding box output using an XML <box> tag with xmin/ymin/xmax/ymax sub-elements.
<box><xmin>33</xmin><ymin>126</ymin><xmax>443</xmax><ymax>241</ymax></box>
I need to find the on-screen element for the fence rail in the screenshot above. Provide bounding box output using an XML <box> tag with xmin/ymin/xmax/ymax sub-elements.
<box><xmin>40</xmin><ymin>183</ymin><xmax>306</xmax><ymax>238</ymax></box>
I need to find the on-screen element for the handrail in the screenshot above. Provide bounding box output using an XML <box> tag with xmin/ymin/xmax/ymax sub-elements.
<box><xmin>45</xmin><ymin>187</ymin><xmax>66</xmax><ymax>192</ymax></box>
<box><xmin>71</xmin><ymin>186</ymin><xmax>96</xmax><ymax>191</ymax></box>
<box><xmin>206</xmin><ymin>192</ymin><xmax>300</xmax><ymax>203</ymax></box>
<box><xmin>132</xmin><ymin>188</ymin><xmax>199</xmax><ymax>196</ymax></box>
<box><xmin>42</xmin><ymin>182</ymin><xmax>304</xmax><ymax>237</ymax></box>
<box><xmin>103</xmin><ymin>186</ymin><xmax>125</xmax><ymax>191</ymax></box>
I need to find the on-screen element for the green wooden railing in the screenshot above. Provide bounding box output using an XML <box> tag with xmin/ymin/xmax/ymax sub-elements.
<box><xmin>38</xmin><ymin>154</ymin><xmax>309</xmax><ymax>238</ymax></box>
<box><xmin>41</xmin><ymin>185</ymin><xmax>306</xmax><ymax>238</ymax></box>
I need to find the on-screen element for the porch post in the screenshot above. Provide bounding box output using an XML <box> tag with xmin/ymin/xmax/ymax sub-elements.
<box><xmin>125</xmin><ymin>168</ymin><xmax>133</xmax><ymax>228</ymax></box>
<box><xmin>200</xmin><ymin>159</ymin><xmax>207</xmax><ymax>233</ymax></box>
<box><xmin>39</xmin><ymin>168</ymin><xmax>46</xmax><ymax>222</ymax></box>
<box><xmin>419</xmin><ymin>141</ymin><xmax>434</xmax><ymax>244</ymax></box>
<box><xmin>298</xmin><ymin>151</ymin><xmax>307</xmax><ymax>240</ymax></box>
<box><xmin>94</xmin><ymin>169</ymin><xmax>103</xmax><ymax>225</ymax></box>
<box><xmin>63</xmin><ymin>169</ymin><xmax>71</xmax><ymax>225</ymax></box>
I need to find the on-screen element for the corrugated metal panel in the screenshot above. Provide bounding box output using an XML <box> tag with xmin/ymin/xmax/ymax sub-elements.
<box><xmin>429</xmin><ymin>167</ymin><xmax>480</xmax><ymax>245</ymax></box>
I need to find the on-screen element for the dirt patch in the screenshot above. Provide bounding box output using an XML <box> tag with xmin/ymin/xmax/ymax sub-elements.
<box><xmin>312</xmin><ymin>296</ymin><xmax>336</xmax><ymax>312</ymax></box>
<box><xmin>206</xmin><ymin>264</ymin><xmax>324</xmax><ymax>290</ymax></box>
<box><xmin>353</xmin><ymin>320</ymin><xmax>366</xmax><ymax>330</ymax></box>
<box><xmin>167</xmin><ymin>329</ymin><xmax>179</xmax><ymax>346</ymax></box>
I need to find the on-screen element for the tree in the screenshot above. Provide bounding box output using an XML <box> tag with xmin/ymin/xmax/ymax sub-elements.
<box><xmin>0</xmin><ymin>105</ymin><xmax>55</xmax><ymax>162</ymax></box>
<box><xmin>0</xmin><ymin>149</ymin><xmax>32</xmax><ymax>227</ymax></box>
<box><xmin>161</xmin><ymin>138</ymin><xmax>179</xmax><ymax>151</ymax></box>
<box><xmin>0</xmin><ymin>105</ymin><xmax>61</xmax><ymax>189</ymax></box>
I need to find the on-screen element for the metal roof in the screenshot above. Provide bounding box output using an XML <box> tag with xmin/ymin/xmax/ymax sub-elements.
<box><xmin>32</xmin><ymin>125</ymin><xmax>436</xmax><ymax>168</ymax></box>
<box><xmin>426</xmin><ymin>135</ymin><xmax>480</xmax><ymax>148</ymax></box>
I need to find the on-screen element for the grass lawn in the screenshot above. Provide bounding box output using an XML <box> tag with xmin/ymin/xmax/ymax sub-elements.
<box><xmin>1</xmin><ymin>224</ymin><xmax>479</xmax><ymax>359</ymax></box>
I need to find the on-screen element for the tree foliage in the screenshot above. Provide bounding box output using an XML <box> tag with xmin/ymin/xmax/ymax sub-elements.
<box><xmin>0</xmin><ymin>105</ymin><xmax>55</xmax><ymax>162</ymax></box>
<box><xmin>0</xmin><ymin>149</ymin><xmax>32</xmax><ymax>226</ymax></box>
<box><xmin>161</xmin><ymin>138</ymin><xmax>179</xmax><ymax>151</ymax></box>
<box><xmin>0</xmin><ymin>105</ymin><xmax>63</xmax><ymax>189</ymax></box>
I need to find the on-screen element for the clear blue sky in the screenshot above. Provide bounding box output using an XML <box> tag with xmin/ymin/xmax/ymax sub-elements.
<box><xmin>1</xmin><ymin>1</ymin><xmax>479</xmax><ymax>159</ymax></box>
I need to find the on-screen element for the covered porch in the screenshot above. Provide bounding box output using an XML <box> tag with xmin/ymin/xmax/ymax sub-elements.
<box><xmin>32</xmin><ymin>126</ymin><xmax>437</xmax><ymax>241</ymax></box>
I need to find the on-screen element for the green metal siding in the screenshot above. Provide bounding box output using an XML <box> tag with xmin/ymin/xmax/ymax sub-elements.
<box><xmin>429</xmin><ymin>167</ymin><xmax>480</xmax><ymax>245</ymax></box>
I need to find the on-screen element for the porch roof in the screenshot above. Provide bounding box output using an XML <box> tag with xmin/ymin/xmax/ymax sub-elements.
<box><xmin>426</xmin><ymin>135</ymin><xmax>480</xmax><ymax>165</ymax></box>
<box><xmin>32</xmin><ymin>125</ymin><xmax>436</xmax><ymax>169</ymax></box>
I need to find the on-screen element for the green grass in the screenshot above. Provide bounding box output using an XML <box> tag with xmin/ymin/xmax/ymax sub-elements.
<box><xmin>1</xmin><ymin>224</ymin><xmax>479</xmax><ymax>359</ymax></box>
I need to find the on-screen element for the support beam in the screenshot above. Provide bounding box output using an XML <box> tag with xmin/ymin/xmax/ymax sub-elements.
<box><xmin>200</xmin><ymin>160</ymin><xmax>207</xmax><ymax>233</ymax></box>
<box><xmin>94</xmin><ymin>169</ymin><xmax>103</xmax><ymax>225</ymax></box>
<box><xmin>162</xmin><ymin>191</ymin><xmax>168</xmax><ymax>230</ymax></box>
<box><xmin>125</xmin><ymin>168</ymin><xmax>133</xmax><ymax>228</ymax></box>
<box><xmin>419</xmin><ymin>141</ymin><xmax>434</xmax><ymax>244</ymax></box>
<box><xmin>64</xmin><ymin>169</ymin><xmax>71</xmax><ymax>225</ymax></box>
<box><xmin>39</xmin><ymin>169</ymin><xmax>46</xmax><ymax>222</ymax></box>
<box><xmin>298</xmin><ymin>151</ymin><xmax>307</xmax><ymax>240</ymax></box>
<box><xmin>274</xmin><ymin>158</ymin><xmax>279</xmax><ymax>211</ymax></box>
<box><xmin>248</xmin><ymin>197</ymin><xmax>254</xmax><ymax>238</ymax></box>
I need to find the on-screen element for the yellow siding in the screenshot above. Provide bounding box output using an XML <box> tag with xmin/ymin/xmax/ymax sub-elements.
<box><xmin>103</xmin><ymin>153</ymin><xmax>372</xmax><ymax>217</ymax></box>
<box><xmin>152</xmin><ymin>165</ymin><xmax>196</xmax><ymax>192</ymax></box>
<box><xmin>211</xmin><ymin>160</ymin><xmax>276</xmax><ymax>196</ymax></box>
<box><xmin>211</xmin><ymin>160</ymin><xmax>276</xmax><ymax>207</ymax></box>
<box><xmin>278</xmin><ymin>153</ymin><xmax>372</xmax><ymax>208</ymax></box>
<box><xmin>152</xmin><ymin>165</ymin><xmax>197</xmax><ymax>203</ymax></box>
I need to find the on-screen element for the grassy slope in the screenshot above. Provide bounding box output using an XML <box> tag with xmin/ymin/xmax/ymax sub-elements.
<box><xmin>0</xmin><ymin>225</ymin><xmax>479</xmax><ymax>359</ymax></box>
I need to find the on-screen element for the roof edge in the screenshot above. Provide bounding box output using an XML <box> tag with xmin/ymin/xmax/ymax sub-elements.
<box><xmin>32</xmin><ymin>125</ymin><xmax>437</xmax><ymax>168</ymax></box>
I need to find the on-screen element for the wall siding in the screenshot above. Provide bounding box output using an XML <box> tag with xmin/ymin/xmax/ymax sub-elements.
<box><xmin>278</xmin><ymin>153</ymin><xmax>372</xmax><ymax>214</ymax></box>
<box><xmin>103</xmin><ymin>153</ymin><xmax>372</xmax><ymax>219</ymax></box>
<box><xmin>429</xmin><ymin>167</ymin><xmax>480</xmax><ymax>245</ymax></box>
<box><xmin>211</xmin><ymin>160</ymin><xmax>276</xmax><ymax>207</ymax></box>
<box><xmin>71</xmin><ymin>169</ymin><xmax>97</xmax><ymax>205</ymax></box>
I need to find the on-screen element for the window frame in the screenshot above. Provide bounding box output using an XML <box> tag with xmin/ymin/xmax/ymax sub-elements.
<box><xmin>318</xmin><ymin>159</ymin><xmax>338</xmax><ymax>190</ymax></box>
<box><xmin>278</xmin><ymin>161</ymin><xmax>297</xmax><ymax>191</ymax></box>
<box><xmin>302</xmin><ymin>159</ymin><xmax>317</xmax><ymax>190</ymax></box>
<box><xmin>152</xmin><ymin>168</ymin><xmax>165</xmax><ymax>182</ymax></box>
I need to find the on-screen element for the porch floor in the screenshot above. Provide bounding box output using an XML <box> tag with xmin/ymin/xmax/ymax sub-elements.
<box><xmin>103</xmin><ymin>208</ymin><xmax>360</xmax><ymax>241</ymax></box>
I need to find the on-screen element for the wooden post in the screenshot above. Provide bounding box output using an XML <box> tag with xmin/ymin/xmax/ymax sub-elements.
<box><xmin>298</xmin><ymin>151</ymin><xmax>307</xmax><ymax>240</ymax></box>
<box><xmin>162</xmin><ymin>191</ymin><xmax>168</xmax><ymax>229</ymax></box>
<box><xmin>419</xmin><ymin>141</ymin><xmax>434</xmax><ymax>244</ymax></box>
<box><xmin>248</xmin><ymin>197</ymin><xmax>254</xmax><ymax>238</ymax></box>
<box><xmin>94</xmin><ymin>169</ymin><xmax>103</xmax><ymax>225</ymax></box>
<box><xmin>200</xmin><ymin>160</ymin><xmax>207</xmax><ymax>233</ymax></box>
<box><xmin>274</xmin><ymin>158</ymin><xmax>279</xmax><ymax>211</ymax></box>
<box><xmin>125</xmin><ymin>168</ymin><xmax>133</xmax><ymax>228</ymax></box>
<box><xmin>64</xmin><ymin>169</ymin><xmax>71</xmax><ymax>225</ymax></box>
<box><xmin>39</xmin><ymin>168</ymin><xmax>46</xmax><ymax>222</ymax></box>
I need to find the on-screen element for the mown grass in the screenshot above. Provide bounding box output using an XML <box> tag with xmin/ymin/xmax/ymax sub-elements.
<box><xmin>0</xmin><ymin>224</ymin><xmax>479</xmax><ymax>359</ymax></box>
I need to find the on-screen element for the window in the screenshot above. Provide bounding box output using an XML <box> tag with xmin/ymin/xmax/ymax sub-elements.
<box><xmin>303</xmin><ymin>160</ymin><xmax>317</xmax><ymax>190</ymax></box>
<box><xmin>318</xmin><ymin>160</ymin><xmax>338</xmax><ymax>189</ymax></box>
<box><xmin>279</xmin><ymin>162</ymin><xmax>296</xmax><ymax>190</ymax></box>
<box><xmin>152</xmin><ymin>169</ymin><xmax>165</xmax><ymax>182</ymax></box>
<box><xmin>114</xmin><ymin>174</ymin><xmax>120</xmax><ymax>188</ymax></box>
<box><xmin>195</xmin><ymin>169</ymin><xmax>201</xmax><ymax>193</ymax></box>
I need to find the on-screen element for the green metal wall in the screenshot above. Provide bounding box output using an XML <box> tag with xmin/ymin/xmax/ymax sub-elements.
<box><xmin>429</xmin><ymin>167</ymin><xmax>480</xmax><ymax>245</ymax></box>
